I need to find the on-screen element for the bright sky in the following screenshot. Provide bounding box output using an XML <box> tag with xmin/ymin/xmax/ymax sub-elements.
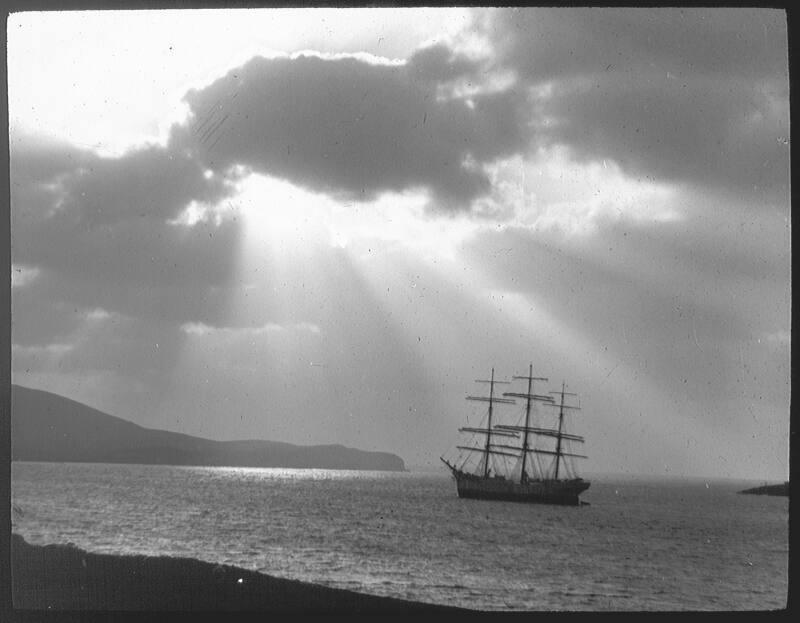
<box><xmin>9</xmin><ymin>8</ymin><xmax>790</xmax><ymax>480</ymax></box>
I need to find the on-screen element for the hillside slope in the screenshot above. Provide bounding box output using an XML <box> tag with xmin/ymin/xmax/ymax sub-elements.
<box><xmin>11</xmin><ymin>385</ymin><xmax>405</xmax><ymax>471</ymax></box>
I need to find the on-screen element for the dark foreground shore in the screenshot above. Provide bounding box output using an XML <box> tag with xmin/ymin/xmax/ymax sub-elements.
<box><xmin>10</xmin><ymin>534</ymin><xmax>464</xmax><ymax>612</ymax></box>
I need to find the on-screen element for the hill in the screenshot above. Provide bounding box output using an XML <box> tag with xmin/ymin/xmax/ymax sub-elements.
<box><xmin>11</xmin><ymin>384</ymin><xmax>405</xmax><ymax>471</ymax></box>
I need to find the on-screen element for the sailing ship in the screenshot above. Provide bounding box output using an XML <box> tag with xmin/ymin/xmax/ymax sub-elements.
<box><xmin>440</xmin><ymin>364</ymin><xmax>590</xmax><ymax>506</ymax></box>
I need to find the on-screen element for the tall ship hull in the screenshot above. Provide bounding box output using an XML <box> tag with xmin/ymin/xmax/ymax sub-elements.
<box><xmin>451</xmin><ymin>468</ymin><xmax>590</xmax><ymax>506</ymax></box>
<box><xmin>442</xmin><ymin>364</ymin><xmax>590</xmax><ymax>507</ymax></box>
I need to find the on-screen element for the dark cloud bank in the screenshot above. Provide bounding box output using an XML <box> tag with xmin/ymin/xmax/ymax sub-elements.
<box><xmin>174</xmin><ymin>52</ymin><xmax>527</xmax><ymax>209</ymax></box>
<box><xmin>12</xmin><ymin>40</ymin><xmax>527</xmax><ymax>314</ymax></box>
<box><xmin>485</xmin><ymin>8</ymin><xmax>788</xmax><ymax>199</ymax></box>
<box><xmin>12</xmin><ymin>9</ymin><xmax>788</xmax><ymax>326</ymax></box>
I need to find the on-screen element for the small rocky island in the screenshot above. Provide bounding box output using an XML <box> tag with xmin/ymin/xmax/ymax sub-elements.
<box><xmin>738</xmin><ymin>482</ymin><xmax>789</xmax><ymax>497</ymax></box>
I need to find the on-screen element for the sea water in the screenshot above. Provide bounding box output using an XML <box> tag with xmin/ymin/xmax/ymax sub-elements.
<box><xmin>11</xmin><ymin>462</ymin><xmax>788</xmax><ymax>611</ymax></box>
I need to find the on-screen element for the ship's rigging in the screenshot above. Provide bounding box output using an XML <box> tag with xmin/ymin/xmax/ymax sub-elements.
<box><xmin>441</xmin><ymin>363</ymin><xmax>590</xmax><ymax>505</ymax></box>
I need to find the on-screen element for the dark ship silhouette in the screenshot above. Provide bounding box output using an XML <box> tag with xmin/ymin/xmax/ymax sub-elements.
<box><xmin>441</xmin><ymin>364</ymin><xmax>590</xmax><ymax>506</ymax></box>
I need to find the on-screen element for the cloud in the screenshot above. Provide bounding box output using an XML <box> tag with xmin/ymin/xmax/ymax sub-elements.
<box><xmin>10</xmin><ymin>133</ymin><xmax>101</xmax><ymax>236</ymax></box>
<box><xmin>11</xmin><ymin>131</ymin><xmax>245</xmax><ymax>327</ymax></box>
<box><xmin>10</xmin><ymin>125</ymin><xmax>250</xmax><ymax>409</ymax></box>
<box><xmin>54</xmin><ymin>145</ymin><xmax>231</xmax><ymax>227</ymax></box>
<box><xmin>11</xmin><ymin>303</ymin><xmax>187</xmax><ymax>426</ymax></box>
<box><xmin>12</xmin><ymin>301</ymin><xmax>180</xmax><ymax>380</ymax></box>
<box><xmin>170</xmin><ymin>52</ymin><xmax>528</xmax><ymax>210</ymax></box>
<box><xmin>11</xmin><ymin>265</ymin><xmax>41</xmax><ymax>288</ymax></box>
<box><xmin>406</xmin><ymin>42</ymin><xmax>480</xmax><ymax>83</ymax></box>
<box><xmin>475</xmin><ymin>149</ymin><xmax>682</xmax><ymax>236</ymax></box>
<box><xmin>488</xmin><ymin>8</ymin><xmax>786</xmax><ymax>83</ymax></box>
<box><xmin>12</xmin><ymin>342</ymin><xmax>74</xmax><ymax>364</ymax></box>
<box><xmin>467</xmin><ymin>8</ymin><xmax>789</xmax><ymax>200</ymax></box>
<box><xmin>538</xmin><ymin>73</ymin><xmax>788</xmax><ymax>198</ymax></box>
<box><xmin>180</xmin><ymin>321</ymin><xmax>322</xmax><ymax>336</ymax></box>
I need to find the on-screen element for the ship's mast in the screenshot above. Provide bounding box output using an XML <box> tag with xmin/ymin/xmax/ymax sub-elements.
<box><xmin>549</xmin><ymin>382</ymin><xmax>579</xmax><ymax>480</ymax></box>
<box><xmin>484</xmin><ymin>368</ymin><xmax>496</xmax><ymax>477</ymax></box>
<box><xmin>465</xmin><ymin>368</ymin><xmax>513</xmax><ymax>477</ymax></box>
<box><xmin>554</xmin><ymin>381</ymin><xmax>565</xmax><ymax>479</ymax></box>
<box><xmin>504</xmin><ymin>363</ymin><xmax>548</xmax><ymax>484</ymax></box>
<box><xmin>490</xmin><ymin>374</ymin><xmax>586</xmax><ymax>481</ymax></box>
<box><xmin>520</xmin><ymin>366</ymin><xmax>533</xmax><ymax>482</ymax></box>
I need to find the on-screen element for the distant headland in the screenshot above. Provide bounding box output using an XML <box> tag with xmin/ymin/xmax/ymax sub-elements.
<box><xmin>11</xmin><ymin>384</ymin><xmax>406</xmax><ymax>471</ymax></box>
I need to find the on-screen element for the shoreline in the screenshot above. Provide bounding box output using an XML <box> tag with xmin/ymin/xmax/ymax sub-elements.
<box><xmin>10</xmin><ymin>534</ymin><xmax>465</xmax><ymax>612</ymax></box>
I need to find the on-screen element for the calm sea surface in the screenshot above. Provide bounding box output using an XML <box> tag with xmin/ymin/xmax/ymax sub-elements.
<box><xmin>11</xmin><ymin>462</ymin><xmax>788</xmax><ymax>611</ymax></box>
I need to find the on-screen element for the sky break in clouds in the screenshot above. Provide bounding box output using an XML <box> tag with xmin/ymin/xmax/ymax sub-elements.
<box><xmin>8</xmin><ymin>8</ymin><xmax>790</xmax><ymax>479</ymax></box>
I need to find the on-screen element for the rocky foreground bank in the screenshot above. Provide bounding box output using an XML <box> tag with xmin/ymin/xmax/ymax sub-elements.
<box><xmin>10</xmin><ymin>534</ymin><xmax>462</xmax><ymax>612</ymax></box>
